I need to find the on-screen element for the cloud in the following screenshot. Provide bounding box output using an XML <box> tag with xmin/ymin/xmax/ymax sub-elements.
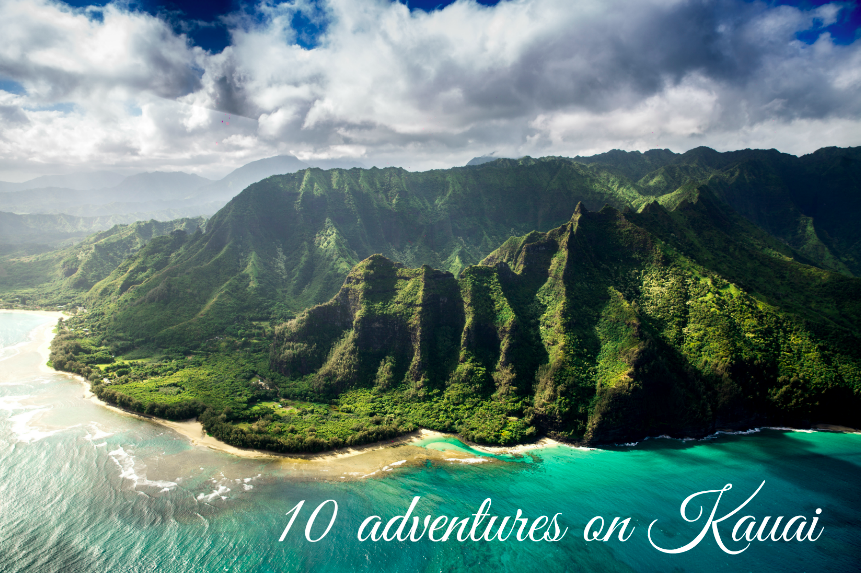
<box><xmin>0</xmin><ymin>0</ymin><xmax>858</xmax><ymax>180</ymax></box>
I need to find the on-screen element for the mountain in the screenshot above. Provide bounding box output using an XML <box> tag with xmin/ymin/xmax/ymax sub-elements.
<box><xmin>263</xmin><ymin>194</ymin><xmax>859</xmax><ymax>448</ymax></box>
<box><xmin>701</xmin><ymin>147</ymin><xmax>861</xmax><ymax>276</ymax></box>
<box><xmin>571</xmin><ymin>146</ymin><xmax>861</xmax><ymax>275</ymax></box>
<box><xmin>189</xmin><ymin>154</ymin><xmax>370</xmax><ymax>203</ymax></box>
<box><xmin>0</xmin><ymin>156</ymin><xmax>367</xmax><ymax>223</ymax></box>
<box><xmin>53</xmin><ymin>149</ymin><xmax>861</xmax><ymax>350</ymax></box>
<box><xmin>0</xmin><ymin>170</ymin><xmax>124</xmax><ymax>192</ymax></box>
<box><xmin>81</xmin><ymin>158</ymin><xmax>655</xmax><ymax>348</ymax></box>
<box><xmin>189</xmin><ymin>155</ymin><xmax>309</xmax><ymax>203</ymax></box>
<box><xmin>0</xmin><ymin>211</ymin><xmax>131</xmax><ymax>246</ymax></box>
<box><xmin>466</xmin><ymin>155</ymin><xmax>500</xmax><ymax>166</ymax></box>
<box><xmin>105</xmin><ymin>171</ymin><xmax>212</xmax><ymax>200</ymax></box>
<box><xmin>26</xmin><ymin>201</ymin><xmax>226</xmax><ymax>221</ymax></box>
<box><xmin>26</xmin><ymin>145</ymin><xmax>861</xmax><ymax>452</ymax></box>
<box><xmin>50</xmin><ymin>189</ymin><xmax>858</xmax><ymax>452</ymax></box>
<box><xmin>0</xmin><ymin>217</ymin><xmax>205</xmax><ymax>305</ymax></box>
<box><xmin>0</xmin><ymin>171</ymin><xmax>213</xmax><ymax>215</ymax></box>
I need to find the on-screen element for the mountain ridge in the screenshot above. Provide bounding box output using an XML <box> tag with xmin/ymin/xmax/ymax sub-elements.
<box><xmin>1</xmin><ymin>144</ymin><xmax>856</xmax><ymax>452</ymax></box>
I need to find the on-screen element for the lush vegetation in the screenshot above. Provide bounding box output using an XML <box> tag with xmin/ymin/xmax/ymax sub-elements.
<box><xmin>17</xmin><ymin>146</ymin><xmax>860</xmax><ymax>451</ymax></box>
<box><xmin>0</xmin><ymin>217</ymin><xmax>205</xmax><ymax>311</ymax></box>
<box><xmin>576</xmin><ymin>145</ymin><xmax>861</xmax><ymax>275</ymax></box>
<box><xmin>49</xmin><ymin>314</ymin><xmax>418</xmax><ymax>452</ymax></box>
<box><xmin>269</xmin><ymin>199</ymin><xmax>860</xmax><ymax>445</ymax></box>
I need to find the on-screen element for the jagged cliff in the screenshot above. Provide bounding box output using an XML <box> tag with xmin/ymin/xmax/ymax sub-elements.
<box><xmin>42</xmin><ymin>148</ymin><xmax>861</xmax><ymax>452</ymax></box>
<box><xmin>271</xmin><ymin>200</ymin><xmax>861</xmax><ymax>445</ymax></box>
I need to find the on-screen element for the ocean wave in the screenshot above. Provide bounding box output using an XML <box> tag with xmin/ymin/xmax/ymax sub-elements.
<box><xmin>83</xmin><ymin>422</ymin><xmax>113</xmax><ymax>442</ymax></box>
<box><xmin>8</xmin><ymin>409</ymin><xmax>62</xmax><ymax>443</ymax></box>
<box><xmin>196</xmin><ymin>484</ymin><xmax>231</xmax><ymax>502</ymax></box>
<box><xmin>232</xmin><ymin>474</ymin><xmax>260</xmax><ymax>491</ymax></box>
<box><xmin>0</xmin><ymin>342</ymin><xmax>27</xmax><ymax>363</ymax></box>
<box><xmin>381</xmin><ymin>459</ymin><xmax>408</xmax><ymax>472</ymax></box>
<box><xmin>0</xmin><ymin>395</ymin><xmax>35</xmax><ymax>411</ymax></box>
<box><xmin>107</xmin><ymin>446</ymin><xmax>177</xmax><ymax>491</ymax></box>
<box><xmin>445</xmin><ymin>457</ymin><xmax>490</xmax><ymax>464</ymax></box>
<box><xmin>612</xmin><ymin>426</ymin><xmax>820</xmax><ymax>448</ymax></box>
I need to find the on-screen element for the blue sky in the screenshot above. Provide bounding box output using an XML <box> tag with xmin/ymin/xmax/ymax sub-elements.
<box><xmin>0</xmin><ymin>0</ymin><xmax>859</xmax><ymax>180</ymax></box>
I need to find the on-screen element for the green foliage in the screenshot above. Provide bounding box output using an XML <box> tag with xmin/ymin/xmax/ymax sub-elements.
<box><xmin>31</xmin><ymin>146</ymin><xmax>861</xmax><ymax>452</ymax></box>
<box><xmin>68</xmin><ymin>159</ymin><xmax>659</xmax><ymax>347</ymax></box>
<box><xmin>271</xmin><ymin>201</ymin><xmax>861</xmax><ymax>446</ymax></box>
<box><xmin>0</xmin><ymin>217</ymin><xmax>205</xmax><ymax>308</ymax></box>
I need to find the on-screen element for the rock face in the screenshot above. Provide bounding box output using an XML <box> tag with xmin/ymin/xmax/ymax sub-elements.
<box><xmin>271</xmin><ymin>256</ymin><xmax>464</xmax><ymax>394</ymax></box>
<box><xmin>272</xmin><ymin>199</ymin><xmax>861</xmax><ymax>445</ymax></box>
<box><xmin>40</xmin><ymin>147</ymin><xmax>861</xmax><ymax>450</ymax></box>
<box><xmin>80</xmin><ymin>147</ymin><xmax>861</xmax><ymax>352</ymax></box>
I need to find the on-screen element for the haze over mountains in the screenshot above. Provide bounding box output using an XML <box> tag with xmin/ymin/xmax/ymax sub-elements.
<box><xmin>0</xmin><ymin>171</ymin><xmax>126</xmax><ymax>192</ymax></box>
<box><xmin>0</xmin><ymin>155</ymin><xmax>367</xmax><ymax>237</ymax></box>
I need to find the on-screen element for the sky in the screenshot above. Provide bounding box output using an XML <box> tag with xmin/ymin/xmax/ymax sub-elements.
<box><xmin>0</xmin><ymin>0</ymin><xmax>859</xmax><ymax>181</ymax></box>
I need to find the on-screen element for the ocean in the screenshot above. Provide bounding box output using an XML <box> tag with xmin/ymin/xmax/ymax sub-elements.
<box><xmin>1</xmin><ymin>311</ymin><xmax>858</xmax><ymax>572</ymax></box>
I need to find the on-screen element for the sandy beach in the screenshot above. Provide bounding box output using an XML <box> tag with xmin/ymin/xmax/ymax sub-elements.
<box><xmin>0</xmin><ymin>309</ymin><xmax>65</xmax><ymax>373</ymax></box>
<box><xmin>6</xmin><ymin>307</ymin><xmax>857</xmax><ymax>476</ymax></box>
<box><xmin>4</xmin><ymin>309</ymin><xmax>515</xmax><ymax>476</ymax></box>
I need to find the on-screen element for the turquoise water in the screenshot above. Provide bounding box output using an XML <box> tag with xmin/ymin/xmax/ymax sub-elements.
<box><xmin>0</xmin><ymin>312</ymin><xmax>859</xmax><ymax>572</ymax></box>
<box><xmin>0</xmin><ymin>312</ymin><xmax>53</xmax><ymax>357</ymax></box>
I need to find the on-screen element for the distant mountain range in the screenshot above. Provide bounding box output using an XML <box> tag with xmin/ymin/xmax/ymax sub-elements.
<box><xmin>0</xmin><ymin>171</ymin><xmax>215</xmax><ymax>223</ymax></box>
<box><xmin>0</xmin><ymin>212</ymin><xmax>131</xmax><ymax>246</ymax></box>
<box><xmin>0</xmin><ymin>170</ymin><xmax>125</xmax><ymax>192</ymax></box>
<box><xmin>0</xmin><ymin>218</ymin><xmax>205</xmax><ymax>307</ymax></box>
<box><xmin>0</xmin><ymin>155</ymin><xmax>367</xmax><ymax>226</ymax></box>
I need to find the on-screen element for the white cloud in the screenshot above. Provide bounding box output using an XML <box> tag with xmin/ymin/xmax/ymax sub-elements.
<box><xmin>0</xmin><ymin>0</ymin><xmax>858</xmax><ymax>181</ymax></box>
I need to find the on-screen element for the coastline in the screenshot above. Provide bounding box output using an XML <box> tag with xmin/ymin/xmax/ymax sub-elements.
<box><xmin>0</xmin><ymin>309</ymin><xmax>66</xmax><ymax>375</ymax></box>
<box><xmin>8</xmin><ymin>309</ymin><xmax>525</xmax><ymax>466</ymax></box>
<box><xmin>7</xmin><ymin>308</ymin><xmax>859</xmax><ymax>468</ymax></box>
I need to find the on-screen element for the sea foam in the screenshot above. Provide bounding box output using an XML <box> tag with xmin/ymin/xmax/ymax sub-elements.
<box><xmin>108</xmin><ymin>446</ymin><xmax>177</xmax><ymax>491</ymax></box>
<box><xmin>8</xmin><ymin>409</ymin><xmax>62</xmax><ymax>443</ymax></box>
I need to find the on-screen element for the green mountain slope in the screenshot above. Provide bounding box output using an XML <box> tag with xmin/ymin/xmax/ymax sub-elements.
<box><xmin>38</xmin><ymin>146</ymin><xmax>861</xmax><ymax>452</ymax></box>
<box><xmin>702</xmin><ymin>147</ymin><xmax>861</xmax><ymax>275</ymax></box>
<box><xmin>0</xmin><ymin>217</ymin><xmax>205</xmax><ymax>306</ymax></box>
<box><xmin>572</xmin><ymin>146</ymin><xmax>861</xmax><ymax>276</ymax></box>
<box><xmin>35</xmin><ymin>146</ymin><xmax>861</xmax><ymax>350</ymax></box>
<box><xmin>87</xmin><ymin>158</ymin><xmax>654</xmax><ymax>348</ymax></box>
<box><xmin>267</xmin><ymin>199</ymin><xmax>860</xmax><ymax>446</ymax></box>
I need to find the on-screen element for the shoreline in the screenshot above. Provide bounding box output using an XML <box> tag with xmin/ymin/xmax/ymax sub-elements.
<box><xmin>9</xmin><ymin>309</ymin><xmax>526</xmax><ymax>463</ymax></box>
<box><xmin>7</xmin><ymin>308</ymin><xmax>860</xmax><ymax>465</ymax></box>
<box><xmin>9</xmin><ymin>309</ymin><xmax>564</xmax><ymax>462</ymax></box>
